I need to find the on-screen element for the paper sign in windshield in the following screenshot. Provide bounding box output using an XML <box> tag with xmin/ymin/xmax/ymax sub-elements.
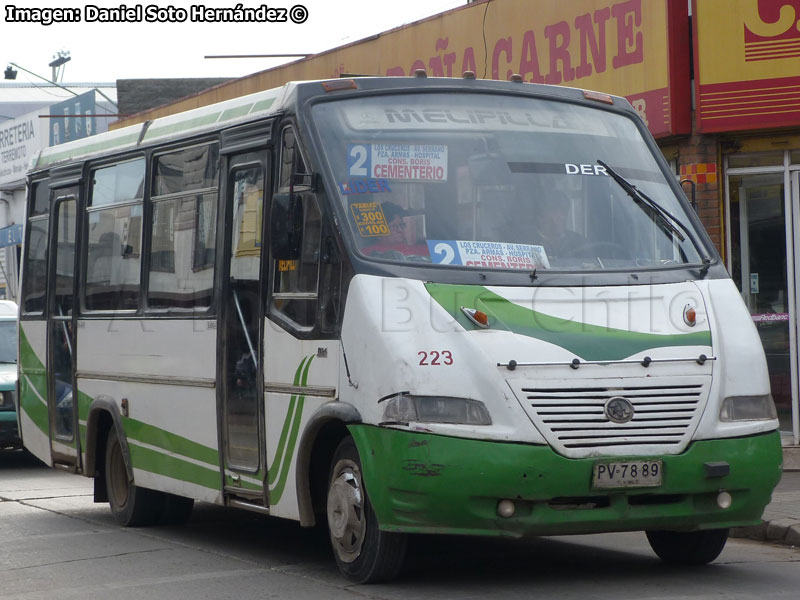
<box><xmin>348</xmin><ymin>143</ymin><xmax>447</xmax><ymax>181</ymax></box>
<box><xmin>350</xmin><ymin>201</ymin><xmax>390</xmax><ymax>237</ymax></box>
<box><xmin>427</xmin><ymin>240</ymin><xmax>550</xmax><ymax>269</ymax></box>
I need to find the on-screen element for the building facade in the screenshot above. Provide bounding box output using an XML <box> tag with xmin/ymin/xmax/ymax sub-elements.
<box><xmin>0</xmin><ymin>83</ymin><xmax>118</xmax><ymax>300</ymax></box>
<box><xmin>110</xmin><ymin>0</ymin><xmax>800</xmax><ymax>449</ymax></box>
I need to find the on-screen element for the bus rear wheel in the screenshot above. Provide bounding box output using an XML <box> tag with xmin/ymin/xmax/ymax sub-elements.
<box><xmin>646</xmin><ymin>528</ymin><xmax>729</xmax><ymax>565</ymax></box>
<box><xmin>326</xmin><ymin>437</ymin><xmax>407</xmax><ymax>583</ymax></box>
<box><xmin>105</xmin><ymin>427</ymin><xmax>164</xmax><ymax>527</ymax></box>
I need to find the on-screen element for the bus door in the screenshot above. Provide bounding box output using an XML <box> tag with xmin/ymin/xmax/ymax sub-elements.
<box><xmin>219</xmin><ymin>151</ymin><xmax>269</xmax><ymax>506</ymax></box>
<box><xmin>47</xmin><ymin>190</ymin><xmax>79</xmax><ymax>469</ymax></box>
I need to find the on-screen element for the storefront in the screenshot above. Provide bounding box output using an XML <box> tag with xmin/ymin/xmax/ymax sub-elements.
<box><xmin>690</xmin><ymin>0</ymin><xmax>800</xmax><ymax>447</ymax></box>
<box><xmin>723</xmin><ymin>150</ymin><xmax>799</xmax><ymax>441</ymax></box>
<box><xmin>0</xmin><ymin>108</ymin><xmax>43</xmax><ymax>301</ymax></box>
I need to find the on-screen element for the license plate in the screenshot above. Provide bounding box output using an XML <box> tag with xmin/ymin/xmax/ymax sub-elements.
<box><xmin>592</xmin><ymin>460</ymin><xmax>663</xmax><ymax>489</ymax></box>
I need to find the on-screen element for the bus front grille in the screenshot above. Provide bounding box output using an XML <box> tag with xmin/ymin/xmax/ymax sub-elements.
<box><xmin>508</xmin><ymin>376</ymin><xmax>710</xmax><ymax>458</ymax></box>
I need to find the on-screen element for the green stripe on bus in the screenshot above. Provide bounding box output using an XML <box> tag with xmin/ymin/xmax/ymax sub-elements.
<box><xmin>266</xmin><ymin>356</ymin><xmax>309</xmax><ymax>485</ymax></box>
<box><xmin>266</xmin><ymin>397</ymin><xmax>297</xmax><ymax>485</ymax></box>
<box><xmin>17</xmin><ymin>327</ymin><xmax>48</xmax><ymax>433</ymax></box>
<box><xmin>250</xmin><ymin>98</ymin><xmax>276</xmax><ymax>113</ymax></box>
<box><xmin>19</xmin><ymin>325</ymin><xmax>45</xmax><ymax>373</ymax></box>
<box><xmin>37</xmin><ymin>133</ymin><xmax>142</xmax><ymax>168</ymax></box>
<box><xmin>268</xmin><ymin>356</ymin><xmax>313</xmax><ymax>505</ymax></box>
<box><xmin>128</xmin><ymin>444</ymin><xmax>221</xmax><ymax>491</ymax></box>
<box><xmin>78</xmin><ymin>390</ymin><xmax>92</xmax><ymax>421</ymax></box>
<box><xmin>220</xmin><ymin>105</ymin><xmax>253</xmax><ymax>121</ymax></box>
<box><xmin>266</xmin><ymin>356</ymin><xmax>309</xmax><ymax>486</ymax></box>
<box><xmin>124</xmin><ymin>418</ymin><xmax>219</xmax><ymax>467</ymax></box>
<box><xmin>19</xmin><ymin>375</ymin><xmax>48</xmax><ymax>435</ymax></box>
<box><xmin>143</xmin><ymin>113</ymin><xmax>220</xmax><ymax>142</ymax></box>
<box><xmin>426</xmin><ymin>283</ymin><xmax>712</xmax><ymax>362</ymax></box>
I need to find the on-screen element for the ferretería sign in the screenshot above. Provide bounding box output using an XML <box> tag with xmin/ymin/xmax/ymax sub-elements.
<box><xmin>0</xmin><ymin>109</ymin><xmax>42</xmax><ymax>188</ymax></box>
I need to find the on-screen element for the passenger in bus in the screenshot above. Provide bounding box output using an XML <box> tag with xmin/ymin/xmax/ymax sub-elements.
<box><xmin>362</xmin><ymin>202</ymin><xmax>429</xmax><ymax>260</ymax></box>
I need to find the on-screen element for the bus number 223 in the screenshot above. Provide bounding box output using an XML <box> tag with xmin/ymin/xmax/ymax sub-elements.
<box><xmin>418</xmin><ymin>351</ymin><xmax>454</xmax><ymax>366</ymax></box>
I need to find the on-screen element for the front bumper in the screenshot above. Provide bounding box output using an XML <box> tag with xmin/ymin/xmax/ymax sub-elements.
<box><xmin>350</xmin><ymin>426</ymin><xmax>782</xmax><ymax>537</ymax></box>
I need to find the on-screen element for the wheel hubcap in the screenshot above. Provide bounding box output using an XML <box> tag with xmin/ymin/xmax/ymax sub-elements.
<box><xmin>327</xmin><ymin>460</ymin><xmax>366</xmax><ymax>563</ymax></box>
<box><xmin>108</xmin><ymin>440</ymin><xmax>129</xmax><ymax>509</ymax></box>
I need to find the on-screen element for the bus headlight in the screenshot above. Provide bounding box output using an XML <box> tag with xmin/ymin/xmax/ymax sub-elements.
<box><xmin>719</xmin><ymin>395</ymin><xmax>777</xmax><ymax>422</ymax></box>
<box><xmin>381</xmin><ymin>394</ymin><xmax>492</xmax><ymax>426</ymax></box>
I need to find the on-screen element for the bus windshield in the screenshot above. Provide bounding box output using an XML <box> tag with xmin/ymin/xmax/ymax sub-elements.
<box><xmin>311</xmin><ymin>92</ymin><xmax>705</xmax><ymax>272</ymax></box>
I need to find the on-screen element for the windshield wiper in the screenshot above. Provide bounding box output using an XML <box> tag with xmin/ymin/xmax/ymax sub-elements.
<box><xmin>597</xmin><ymin>160</ymin><xmax>712</xmax><ymax>273</ymax></box>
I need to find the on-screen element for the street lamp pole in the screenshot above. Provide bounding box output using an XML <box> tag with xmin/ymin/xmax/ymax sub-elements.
<box><xmin>48</xmin><ymin>51</ymin><xmax>71</xmax><ymax>82</ymax></box>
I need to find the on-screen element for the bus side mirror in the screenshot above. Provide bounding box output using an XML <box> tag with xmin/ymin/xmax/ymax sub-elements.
<box><xmin>270</xmin><ymin>192</ymin><xmax>304</xmax><ymax>259</ymax></box>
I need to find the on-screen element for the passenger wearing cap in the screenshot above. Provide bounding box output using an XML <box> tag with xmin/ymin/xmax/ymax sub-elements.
<box><xmin>362</xmin><ymin>202</ymin><xmax>429</xmax><ymax>259</ymax></box>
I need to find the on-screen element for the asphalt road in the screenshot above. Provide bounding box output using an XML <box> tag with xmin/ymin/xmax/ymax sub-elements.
<box><xmin>1</xmin><ymin>448</ymin><xmax>799</xmax><ymax>600</ymax></box>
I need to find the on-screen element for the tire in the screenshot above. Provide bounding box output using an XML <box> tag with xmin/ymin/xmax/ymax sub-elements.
<box><xmin>646</xmin><ymin>528</ymin><xmax>729</xmax><ymax>565</ymax></box>
<box><xmin>104</xmin><ymin>427</ymin><xmax>164</xmax><ymax>527</ymax></box>
<box><xmin>326</xmin><ymin>437</ymin><xmax>407</xmax><ymax>583</ymax></box>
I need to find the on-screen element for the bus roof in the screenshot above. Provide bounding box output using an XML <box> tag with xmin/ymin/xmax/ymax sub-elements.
<box><xmin>31</xmin><ymin>81</ymin><xmax>298</xmax><ymax>171</ymax></box>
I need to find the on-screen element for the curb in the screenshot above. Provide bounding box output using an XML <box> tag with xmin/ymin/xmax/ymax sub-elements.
<box><xmin>730</xmin><ymin>519</ymin><xmax>800</xmax><ymax>546</ymax></box>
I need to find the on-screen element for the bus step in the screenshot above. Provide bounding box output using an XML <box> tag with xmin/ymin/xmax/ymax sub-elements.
<box><xmin>228</xmin><ymin>498</ymin><xmax>270</xmax><ymax>515</ymax></box>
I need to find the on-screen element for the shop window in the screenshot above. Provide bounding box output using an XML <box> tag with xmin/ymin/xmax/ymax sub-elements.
<box><xmin>727</xmin><ymin>152</ymin><xmax>784</xmax><ymax>169</ymax></box>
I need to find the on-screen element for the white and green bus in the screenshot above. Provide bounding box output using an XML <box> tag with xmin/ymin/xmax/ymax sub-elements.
<box><xmin>18</xmin><ymin>75</ymin><xmax>782</xmax><ymax>583</ymax></box>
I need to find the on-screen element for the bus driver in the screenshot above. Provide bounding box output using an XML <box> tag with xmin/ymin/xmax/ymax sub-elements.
<box><xmin>362</xmin><ymin>202</ymin><xmax>429</xmax><ymax>260</ymax></box>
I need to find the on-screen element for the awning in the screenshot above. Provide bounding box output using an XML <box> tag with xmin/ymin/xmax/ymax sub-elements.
<box><xmin>0</xmin><ymin>224</ymin><xmax>22</xmax><ymax>248</ymax></box>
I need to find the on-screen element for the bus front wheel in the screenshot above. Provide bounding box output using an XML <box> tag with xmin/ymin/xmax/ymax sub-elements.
<box><xmin>105</xmin><ymin>427</ymin><xmax>164</xmax><ymax>527</ymax></box>
<box><xmin>646</xmin><ymin>528</ymin><xmax>729</xmax><ymax>565</ymax></box>
<box><xmin>326</xmin><ymin>437</ymin><xmax>408</xmax><ymax>583</ymax></box>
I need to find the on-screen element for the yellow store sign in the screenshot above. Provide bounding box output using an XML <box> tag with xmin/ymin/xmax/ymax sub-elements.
<box><xmin>694</xmin><ymin>0</ymin><xmax>800</xmax><ymax>132</ymax></box>
<box><xmin>114</xmin><ymin>0</ymin><xmax>690</xmax><ymax>138</ymax></box>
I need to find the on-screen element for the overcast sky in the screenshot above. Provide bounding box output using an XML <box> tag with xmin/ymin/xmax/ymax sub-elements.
<box><xmin>3</xmin><ymin>0</ymin><xmax>467</xmax><ymax>83</ymax></box>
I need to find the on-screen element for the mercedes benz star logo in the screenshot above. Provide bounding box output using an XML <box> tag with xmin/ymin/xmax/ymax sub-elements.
<box><xmin>604</xmin><ymin>396</ymin><xmax>635</xmax><ymax>424</ymax></box>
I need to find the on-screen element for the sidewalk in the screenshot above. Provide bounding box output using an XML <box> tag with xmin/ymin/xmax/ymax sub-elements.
<box><xmin>730</xmin><ymin>469</ymin><xmax>800</xmax><ymax>546</ymax></box>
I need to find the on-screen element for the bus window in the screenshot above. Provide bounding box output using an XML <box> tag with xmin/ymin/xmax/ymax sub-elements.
<box><xmin>147</xmin><ymin>144</ymin><xmax>219</xmax><ymax>311</ymax></box>
<box><xmin>30</xmin><ymin>178</ymin><xmax>51</xmax><ymax>217</ymax></box>
<box><xmin>84</xmin><ymin>159</ymin><xmax>145</xmax><ymax>311</ymax></box>
<box><xmin>21</xmin><ymin>180</ymin><xmax>51</xmax><ymax>314</ymax></box>
<box><xmin>271</xmin><ymin>127</ymin><xmax>321</xmax><ymax>329</ymax></box>
<box><xmin>53</xmin><ymin>197</ymin><xmax>77</xmax><ymax>316</ymax></box>
<box><xmin>51</xmin><ymin>197</ymin><xmax>77</xmax><ymax>441</ymax></box>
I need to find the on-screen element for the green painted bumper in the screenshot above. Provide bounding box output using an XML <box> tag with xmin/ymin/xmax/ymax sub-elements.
<box><xmin>350</xmin><ymin>426</ymin><xmax>783</xmax><ymax>538</ymax></box>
